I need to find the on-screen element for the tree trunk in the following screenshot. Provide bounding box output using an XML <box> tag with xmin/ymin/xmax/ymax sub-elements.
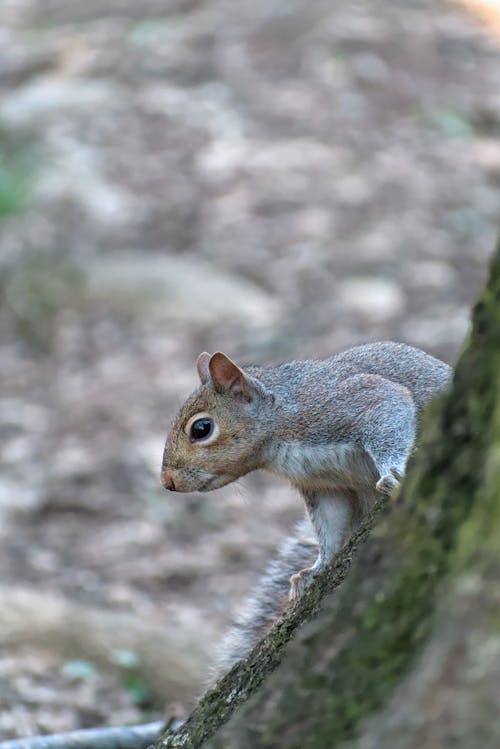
<box><xmin>157</xmin><ymin>245</ymin><xmax>500</xmax><ymax>749</ymax></box>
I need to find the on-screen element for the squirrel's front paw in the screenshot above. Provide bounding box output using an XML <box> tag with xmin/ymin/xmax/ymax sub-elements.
<box><xmin>289</xmin><ymin>567</ymin><xmax>314</xmax><ymax>601</ymax></box>
<box><xmin>376</xmin><ymin>466</ymin><xmax>403</xmax><ymax>495</ymax></box>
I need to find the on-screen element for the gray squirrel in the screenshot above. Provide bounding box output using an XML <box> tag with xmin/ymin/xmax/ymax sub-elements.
<box><xmin>161</xmin><ymin>341</ymin><xmax>452</xmax><ymax>672</ymax></box>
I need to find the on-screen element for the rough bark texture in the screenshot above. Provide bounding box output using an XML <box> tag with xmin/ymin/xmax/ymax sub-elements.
<box><xmin>157</xmin><ymin>244</ymin><xmax>500</xmax><ymax>749</ymax></box>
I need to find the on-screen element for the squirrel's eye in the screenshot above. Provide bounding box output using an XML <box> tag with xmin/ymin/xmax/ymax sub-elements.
<box><xmin>190</xmin><ymin>417</ymin><xmax>214</xmax><ymax>442</ymax></box>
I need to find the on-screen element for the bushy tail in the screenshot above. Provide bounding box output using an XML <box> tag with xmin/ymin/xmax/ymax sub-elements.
<box><xmin>210</xmin><ymin>518</ymin><xmax>318</xmax><ymax>680</ymax></box>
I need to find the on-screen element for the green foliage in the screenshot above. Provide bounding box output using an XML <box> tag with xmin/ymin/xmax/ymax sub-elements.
<box><xmin>0</xmin><ymin>251</ymin><xmax>86</xmax><ymax>350</ymax></box>
<box><xmin>112</xmin><ymin>650</ymin><xmax>155</xmax><ymax>708</ymax></box>
<box><xmin>0</xmin><ymin>129</ymin><xmax>37</xmax><ymax>218</ymax></box>
<box><xmin>61</xmin><ymin>653</ymin><xmax>157</xmax><ymax>711</ymax></box>
<box><xmin>0</xmin><ymin>155</ymin><xmax>31</xmax><ymax>217</ymax></box>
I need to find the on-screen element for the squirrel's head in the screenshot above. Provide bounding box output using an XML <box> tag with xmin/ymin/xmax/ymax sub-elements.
<box><xmin>161</xmin><ymin>352</ymin><xmax>274</xmax><ymax>492</ymax></box>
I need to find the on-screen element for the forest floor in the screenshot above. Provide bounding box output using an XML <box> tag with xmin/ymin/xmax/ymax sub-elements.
<box><xmin>1</xmin><ymin>0</ymin><xmax>500</xmax><ymax>738</ymax></box>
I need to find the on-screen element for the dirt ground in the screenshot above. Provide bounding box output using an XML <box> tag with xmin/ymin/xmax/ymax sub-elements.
<box><xmin>1</xmin><ymin>0</ymin><xmax>500</xmax><ymax>739</ymax></box>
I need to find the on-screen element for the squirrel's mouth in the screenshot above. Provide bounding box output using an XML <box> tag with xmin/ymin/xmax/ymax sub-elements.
<box><xmin>161</xmin><ymin>466</ymin><xmax>236</xmax><ymax>493</ymax></box>
<box><xmin>199</xmin><ymin>474</ymin><xmax>234</xmax><ymax>492</ymax></box>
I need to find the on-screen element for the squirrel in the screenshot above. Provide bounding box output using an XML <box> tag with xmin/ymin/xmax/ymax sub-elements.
<box><xmin>161</xmin><ymin>341</ymin><xmax>452</xmax><ymax>671</ymax></box>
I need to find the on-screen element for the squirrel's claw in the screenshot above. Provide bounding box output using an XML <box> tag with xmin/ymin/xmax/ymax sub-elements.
<box><xmin>289</xmin><ymin>567</ymin><xmax>315</xmax><ymax>600</ymax></box>
<box><xmin>390</xmin><ymin>466</ymin><xmax>403</xmax><ymax>482</ymax></box>
<box><xmin>376</xmin><ymin>466</ymin><xmax>403</xmax><ymax>495</ymax></box>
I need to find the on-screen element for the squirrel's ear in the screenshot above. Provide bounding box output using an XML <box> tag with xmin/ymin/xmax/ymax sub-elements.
<box><xmin>196</xmin><ymin>352</ymin><xmax>211</xmax><ymax>384</ymax></box>
<box><xmin>209</xmin><ymin>352</ymin><xmax>254</xmax><ymax>402</ymax></box>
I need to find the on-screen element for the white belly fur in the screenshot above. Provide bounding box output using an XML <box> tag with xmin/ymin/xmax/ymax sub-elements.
<box><xmin>270</xmin><ymin>440</ymin><xmax>378</xmax><ymax>492</ymax></box>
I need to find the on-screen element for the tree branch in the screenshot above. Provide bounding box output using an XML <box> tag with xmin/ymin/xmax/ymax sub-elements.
<box><xmin>0</xmin><ymin>722</ymin><xmax>164</xmax><ymax>749</ymax></box>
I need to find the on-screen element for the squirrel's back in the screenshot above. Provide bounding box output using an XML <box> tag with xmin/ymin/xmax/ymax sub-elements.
<box><xmin>246</xmin><ymin>341</ymin><xmax>451</xmax><ymax>415</ymax></box>
<box><xmin>327</xmin><ymin>341</ymin><xmax>451</xmax><ymax>411</ymax></box>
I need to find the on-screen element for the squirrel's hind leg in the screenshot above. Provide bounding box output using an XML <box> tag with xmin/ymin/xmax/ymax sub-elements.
<box><xmin>361</xmin><ymin>387</ymin><xmax>417</xmax><ymax>497</ymax></box>
<box><xmin>289</xmin><ymin>489</ymin><xmax>354</xmax><ymax>600</ymax></box>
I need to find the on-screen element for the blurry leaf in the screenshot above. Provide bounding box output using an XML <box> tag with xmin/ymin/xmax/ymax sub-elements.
<box><xmin>0</xmin><ymin>126</ymin><xmax>39</xmax><ymax>219</ymax></box>
<box><xmin>427</xmin><ymin>107</ymin><xmax>474</xmax><ymax>138</ymax></box>
<box><xmin>0</xmin><ymin>153</ymin><xmax>32</xmax><ymax>217</ymax></box>
<box><xmin>111</xmin><ymin>649</ymin><xmax>154</xmax><ymax>707</ymax></box>
<box><xmin>111</xmin><ymin>649</ymin><xmax>141</xmax><ymax>669</ymax></box>
<box><xmin>128</xmin><ymin>19</ymin><xmax>171</xmax><ymax>46</ymax></box>
<box><xmin>62</xmin><ymin>659</ymin><xmax>99</xmax><ymax>682</ymax></box>
<box><xmin>122</xmin><ymin>671</ymin><xmax>154</xmax><ymax>707</ymax></box>
<box><xmin>0</xmin><ymin>159</ymin><xmax>31</xmax><ymax>218</ymax></box>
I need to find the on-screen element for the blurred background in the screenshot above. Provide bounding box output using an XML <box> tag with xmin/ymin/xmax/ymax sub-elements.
<box><xmin>1</xmin><ymin>0</ymin><xmax>500</xmax><ymax>738</ymax></box>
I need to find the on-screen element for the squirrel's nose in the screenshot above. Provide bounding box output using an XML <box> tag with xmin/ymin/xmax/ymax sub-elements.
<box><xmin>161</xmin><ymin>469</ymin><xmax>177</xmax><ymax>491</ymax></box>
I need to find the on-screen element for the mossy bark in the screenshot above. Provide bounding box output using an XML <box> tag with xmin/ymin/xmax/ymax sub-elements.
<box><xmin>156</xmin><ymin>245</ymin><xmax>500</xmax><ymax>749</ymax></box>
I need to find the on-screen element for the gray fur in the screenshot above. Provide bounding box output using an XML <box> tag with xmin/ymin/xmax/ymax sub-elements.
<box><xmin>254</xmin><ymin>342</ymin><xmax>451</xmax><ymax>596</ymax></box>
<box><xmin>210</xmin><ymin>342</ymin><xmax>452</xmax><ymax>671</ymax></box>
<box><xmin>210</xmin><ymin>518</ymin><xmax>317</xmax><ymax>679</ymax></box>
<box><xmin>247</xmin><ymin>341</ymin><xmax>451</xmax><ymax>434</ymax></box>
